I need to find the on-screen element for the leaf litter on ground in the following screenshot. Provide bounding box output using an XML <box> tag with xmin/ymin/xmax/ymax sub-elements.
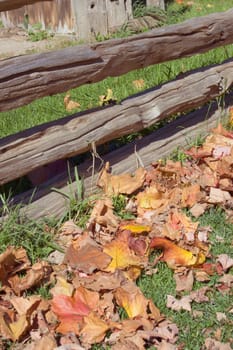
<box><xmin>0</xmin><ymin>121</ymin><xmax>233</xmax><ymax>349</ymax></box>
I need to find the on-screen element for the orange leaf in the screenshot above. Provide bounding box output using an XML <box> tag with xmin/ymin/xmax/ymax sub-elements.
<box><xmin>150</xmin><ymin>237</ymin><xmax>205</xmax><ymax>269</ymax></box>
<box><xmin>137</xmin><ymin>185</ymin><xmax>168</xmax><ymax>212</ymax></box>
<box><xmin>98</xmin><ymin>162</ymin><xmax>146</xmax><ymax>195</ymax></box>
<box><xmin>51</xmin><ymin>286</ymin><xmax>99</xmax><ymax>334</ymax></box>
<box><xmin>80</xmin><ymin>312</ymin><xmax>110</xmax><ymax>345</ymax></box>
<box><xmin>103</xmin><ymin>231</ymin><xmax>144</xmax><ymax>273</ymax></box>
<box><xmin>212</xmin><ymin>123</ymin><xmax>233</xmax><ymax>139</ymax></box>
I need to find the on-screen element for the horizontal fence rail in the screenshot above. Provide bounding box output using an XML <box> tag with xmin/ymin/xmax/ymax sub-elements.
<box><xmin>1</xmin><ymin>58</ymin><xmax>233</xmax><ymax>185</ymax></box>
<box><xmin>0</xmin><ymin>0</ymin><xmax>53</xmax><ymax>12</ymax></box>
<box><xmin>0</xmin><ymin>9</ymin><xmax>233</xmax><ymax>111</ymax></box>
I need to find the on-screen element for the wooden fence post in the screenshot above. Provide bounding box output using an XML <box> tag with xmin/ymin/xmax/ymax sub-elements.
<box><xmin>146</xmin><ymin>0</ymin><xmax>165</xmax><ymax>10</ymax></box>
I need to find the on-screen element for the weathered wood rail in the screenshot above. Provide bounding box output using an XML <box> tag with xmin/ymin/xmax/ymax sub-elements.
<box><xmin>1</xmin><ymin>58</ymin><xmax>233</xmax><ymax>185</ymax></box>
<box><xmin>1</xmin><ymin>9</ymin><xmax>233</xmax><ymax>111</ymax></box>
<box><xmin>0</xmin><ymin>0</ymin><xmax>52</xmax><ymax>12</ymax></box>
<box><xmin>1</xmin><ymin>9</ymin><xmax>233</xmax><ymax>219</ymax></box>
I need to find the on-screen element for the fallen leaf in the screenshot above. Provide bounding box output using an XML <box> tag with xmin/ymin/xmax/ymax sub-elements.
<box><xmin>64</xmin><ymin>242</ymin><xmax>112</xmax><ymax>274</ymax></box>
<box><xmin>205</xmin><ymin>338</ymin><xmax>232</xmax><ymax>350</ymax></box>
<box><xmin>98</xmin><ymin>162</ymin><xmax>146</xmax><ymax>195</ymax></box>
<box><xmin>121</xmin><ymin>223</ymin><xmax>151</xmax><ymax>235</ymax></box>
<box><xmin>103</xmin><ymin>231</ymin><xmax>144</xmax><ymax>273</ymax></box>
<box><xmin>80</xmin><ymin>312</ymin><xmax>110</xmax><ymax>345</ymax></box>
<box><xmin>99</xmin><ymin>88</ymin><xmax>117</xmax><ymax>106</ymax></box>
<box><xmin>216</xmin><ymin>254</ymin><xmax>233</xmax><ymax>272</ymax></box>
<box><xmin>166</xmin><ymin>295</ymin><xmax>192</xmax><ymax>312</ymax></box>
<box><xmin>132</xmin><ymin>79</ymin><xmax>145</xmax><ymax>90</ymax></box>
<box><xmin>150</xmin><ymin>237</ymin><xmax>205</xmax><ymax>269</ymax></box>
<box><xmin>216</xmin><ymin>312</ymin><xmax>227</xmax><ymax>322</ymax></box>
<box><xmin>64</xmin><ymin>92</ymin><xmax>80</xmax><ymax>111</ymax></box>
<box><xmin>51</xmin><ymin>286</ymin><xmax>99</xmax><ymax>334</ymax></box>
<box><xmin>208</xmin><ymin>187</ymin><xmax>231</xmax><ymax>204</ymax></box>
<box><xmin>115</xmin><ymin>282</ymin><xmax>150</xmax><ymax>319</ymax></box>
<box><xmin>0</xmin><ymin>313</ymin><xmax>29</xmax><ymax>341</ymax></box>
<box><xmin>88</xmin><ymin>197</ymin><xmax>119</xmax><ymax>232</ymax></box>
<box><xmin>50</xmin><ymin>275</ymin><xmax>74</xmax><ymax>297</ymax></box>
<box><xmin>174</xmin><ymin>269</ymin><xmax>194</xmax><ymax>292</ymax></box>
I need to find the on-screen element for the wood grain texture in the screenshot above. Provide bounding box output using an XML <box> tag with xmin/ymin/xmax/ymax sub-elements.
<box><xmin>1</xmin><ymin>58</ymin><xmax>233</xmax><ymax>185</ymax></box>
<box><xmin>0</xmin><ymin>0</ymin><xmax>53</xmax><ymax>12</ymax></box>
<box><xmin>20</xmin><ymin>102</ymin><xmax>225</xmax><ymax>220</ymax></box>
<box><xmin>1</xmin><ymin>9</ymin><xmax>233</xmax><ymax>111</ymax></box>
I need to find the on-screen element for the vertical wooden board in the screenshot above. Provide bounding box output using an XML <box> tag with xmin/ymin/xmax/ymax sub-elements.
<box><xmin>1</xmin><ymin>0</ymin><xmax>74</xmax><ymax>33</ymax></box>
<box><xmin>106</xmin><ymin>0</ymin><xmax>132</xmax><ymax>33</ymax></box>
<box><xmin>146</xmin><ymin>0</ymin><xmax>165</xmax><ymax>9</ymax></box>
<box><xmin>73</xmin><ymin>0</ymin><xmax>108</xmax><ymax>40</ymax></box>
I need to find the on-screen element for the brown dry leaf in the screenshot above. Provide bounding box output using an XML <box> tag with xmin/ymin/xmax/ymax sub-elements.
<box><xmin>174</xmin><ymin>269</ymin><xmax>194</xmax><ymax>292</ymax></box>
<box><xmin>29</xmin><ymin>334</ymin><xmax>57</xmax><ymax>350</ymax></box>
<box><xmin>190</xmin><ymin>203</ymin><xmax>207</xmax><ymax>218</ymax></box>
<box><xmin>212</xmin><ymin>123</ymin><xmax>233</xmax><ymax>140</ymax></box>
<box><xmin>166</xmin><ymin>295</ymin><xmax>192</xmax><ymax>312</ymax></box>
<box><xmin>154</xmin><ymin>320</ymin><xmax>179</xmax><ymax>344</ymax></box>
<box><xmin>80</xmin><ymin>312</ymin><xmax>110</xmax><ymax>345</ymax></box>
<box><xmin>181</xmin><ymin>183</ymin><xmax>202</xmax><ymax>208</ymax></box>
<box><xmin>10</xmin><ymin>295</ymin><xmax>41</xmax><ymax>315</ymax></box>
<box><xmin>0</xmin><ymin>246</ymin><xmax>30</xmax><ymax>285</ymax></box>
<box><xmin>194</xmin><ymin>270</ymin><xmax>211</xmax><ymax>282</ymax></box>
<box><xmin>205</xmin><ymin>338</ymin><xmax>232</xmax><ymax>350</ymax></box>
<box><xmin>103</xmin><ymin>231</ymin><xmax>145</xmax><ymax>273</ymax></box>
<box><xmin>132</xmin><ymin>79</ymin><xmax>145</xmax><ymax>90</ymax></box>
<box><xmin>8</xmin><ymin>261</ymin><xmax>52</xmax><ymax>295</ymax></box>
<box><xmin>64</xmin><ymin>242</ymin><xmax>112</xmax><ymax>274</ymax></box>
<box><xmin>208</xmin><ymin>187</ymin><xmax>231</xmax><ymax>204</ymax></box>
<box><xmin>98</xmin><ymin>162</ymin><xmax>146</xmax><ymax>195</ymax></box>
<box><xmin>190</xmin><ymin>286</ymin><xmax>210</xmax><ymax>303</ymax></box>
<box><xmin>157</xmin><ymin>341</ymin><xmax>177</xmax><ymax>350</ymax></box>
<box><xmin>137</xmin><ymin>185</ymin><xmax>169</xmax><ymax>213</ymax></box>
<box><xmin>88</xmin><ymin>197</ymin><xmax>119</xmax><ymax>232</ymax></box>
<box><xmin>216</xmin><ymin>254</ymin><xmax>233</xmax><ymax>272</ymax></box>
<box><xmin>64</xmin><ymin>93</ymin><xmax>80</xmax><ymax>111</ymax></box>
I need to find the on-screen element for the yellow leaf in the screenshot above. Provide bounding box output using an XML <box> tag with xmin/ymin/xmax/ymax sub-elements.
<box><xmin>99</xmin><ymin>88</ymin><xmax>117</xmax><ymax>106</ymax></box>
<box><xmin>103</xmin><ymin>232</ymin><xmax>144</xmax><ymax>272</ymax></box>
<box><xmin>80</xmin><ymin>312</ymin><xmax>110</xmax><ymax>344</ymax></box>
<box><xmin>50</xmin><ymin>275</ymin><xmax>74</xmax><ymax>297</ymax></box>
<box><xmin>121</xmin><ymin>223</ymin><xmax>151</xmax><ymax>234</ymax></box>
<box><xmin>115</xmin><ymin>283</ymin><xmax>149</xmax><ymax>318</ymax></box>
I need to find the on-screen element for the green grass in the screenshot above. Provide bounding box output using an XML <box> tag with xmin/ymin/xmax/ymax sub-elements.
<box><xmin>137</xmin><ymin>207</ymin><xmax>233</xmax><ymax>349</ymax></box>
<box><xmin>1</xmin><ymin>0</ymin><xmax>233</xmax><ymax>138</ymax></box>
<box><xmin>0</xmin><ymin>204</ymin><xmax>62</xmax><ymax>263</ymax></box>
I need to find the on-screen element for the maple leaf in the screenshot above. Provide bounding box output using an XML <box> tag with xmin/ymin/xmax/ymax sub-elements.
<box><xmin>80</xmin><ymin>312</ymin><xmax>110</xmax><ymax>345</ymax></box>
<box><xmin>115</xmin><ymin>282</ymin><xmax>150</xmax><ymax>319</ymax></box>
<box><xmin>103</xmin><ymin>231</ymin><xmax>144</xmax><ymax>273</ymax></box>
<box><xmin>150</xmin><ymin>237</ymin><xmax>205</xmax><ymax>269</ymax></box>
<box><xmin>98</xmin><ymin>162</ymin><xmax>146</xmax><ymax>195</ymax></box>
<box><xmin>51</xmin><ymin>286</ymin><xmax>99</xmax><ymax>335</ymax></box>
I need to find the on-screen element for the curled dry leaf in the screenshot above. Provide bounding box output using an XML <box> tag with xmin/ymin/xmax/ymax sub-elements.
<box><xmin>150</xmin><ymin>237</ymin><xmax>205</xmax><ymax>269</ymax></box>
<box><xmin>8</xmin><ymin>261</ymin><xmax>52</xmax><ymax>295</ymax></box>
<box><xmin>174</xmin><ymin>269</ymin><xmax>194</xmax><ymax>292</ymax></box>
<box><xmin>205</xmin><ymin>338</ymin><xmax>232</xmax><ymax>350</ymax></box>
<box><xmin>88</xmin><ymin>197</ymin><xmax>119</xmax><ymax>232</ymax></box>
<box><xmin>98</xmin><ymin>162</ymin><xmax>146</xmax><ymax>195</ymax></box>
<box><xmin>120</xmin><ymin>223</ymin><xmax>151</xmax><ymax>235</ymax></box>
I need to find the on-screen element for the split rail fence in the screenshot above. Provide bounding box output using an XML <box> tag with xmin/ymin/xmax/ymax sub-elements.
<box><xmin>1</xmin><ymin>8</ymin><xmax>233</xmax><ymax>219</ymax></box>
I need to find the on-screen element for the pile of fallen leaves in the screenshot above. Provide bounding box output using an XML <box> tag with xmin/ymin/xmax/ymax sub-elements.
<box><xmin>0</xmin><ymin>122</ymin><xmax>233</xmax><ymax>350</ymax></box>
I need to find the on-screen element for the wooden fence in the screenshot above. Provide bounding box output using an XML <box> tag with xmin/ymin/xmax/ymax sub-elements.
<box><xmin>1</xmin><ymin>8</ymin><xmax>233</xmax><ymax>219</ymax></box>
